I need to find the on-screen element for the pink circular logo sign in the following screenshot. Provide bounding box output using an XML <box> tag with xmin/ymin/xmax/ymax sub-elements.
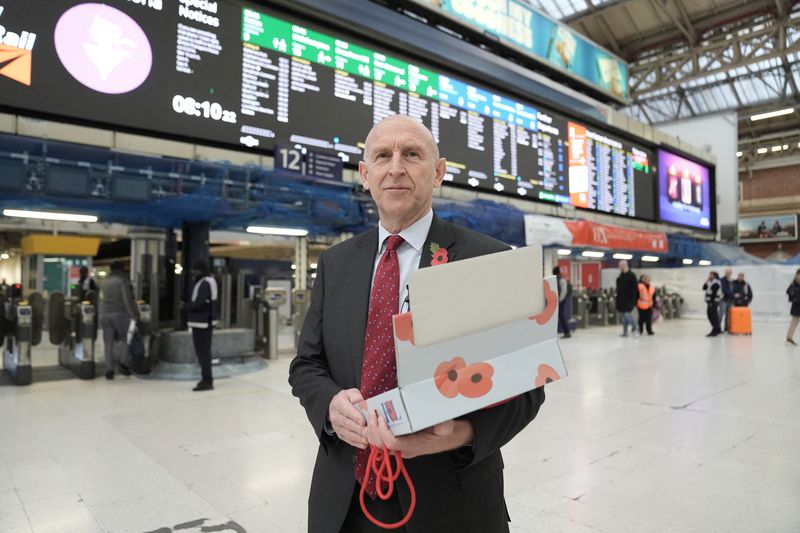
<box><xmin>54</xmin><ymin>3</ymin><xmax>152</xmax><ymax>94</ymax></box>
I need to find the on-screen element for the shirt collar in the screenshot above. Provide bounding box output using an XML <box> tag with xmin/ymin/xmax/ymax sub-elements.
<box><xmin>378</xmin><ymin>209</ymin><xmax>433</xmax><ymax>253</ymax></box>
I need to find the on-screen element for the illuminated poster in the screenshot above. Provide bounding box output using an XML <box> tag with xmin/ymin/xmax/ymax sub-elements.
<box><xmin>657</xmin><ymin>149</ymin><xmax>713</xmax><ymax>230</ymax></box>
<box><xmin>738</xmin><ymin>214</ymin><xmax>797</xmax><ymax>243</ymax></box>
<box><xmin>411</xmin><ymin>0</ymin><xmax>629</xmax><ymax>101</ymax></box>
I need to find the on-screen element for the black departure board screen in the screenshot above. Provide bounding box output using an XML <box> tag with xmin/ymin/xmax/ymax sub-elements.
<box><xmin>0</xmin><ymin>0</ymin><xmax>657</xmax><ymax>220</ymax></box>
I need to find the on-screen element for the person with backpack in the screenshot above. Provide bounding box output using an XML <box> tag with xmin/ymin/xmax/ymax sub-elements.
<box><xmin>786</xmin><ymin>269</ymin><xmax>800</xmax><ymax>345</ymax></box>
<box><xmin>184</xmin><ymin>260</ymin><xmax>220</xmax><ymax>391</ymax></box>
<box><xmin>553</xmin><ymin>266</ymin><xmax>571</xmax><ymax>339</ymax></box>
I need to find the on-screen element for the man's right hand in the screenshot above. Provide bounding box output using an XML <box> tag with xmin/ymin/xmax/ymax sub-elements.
<box><xmin>328</xmin><ymin>389</ymin><xmax>369</xmax><ymax>449</ymax></box>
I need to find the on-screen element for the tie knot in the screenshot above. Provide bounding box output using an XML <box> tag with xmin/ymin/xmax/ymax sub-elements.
<box><xmin>385</xmin><ymin>235</ymin><xmax>404</xmax><ymax>252</ymax></box>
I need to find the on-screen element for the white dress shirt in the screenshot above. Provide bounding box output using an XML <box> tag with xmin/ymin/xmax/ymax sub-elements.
<box><xmin>372</xmin><ymin>209</ymin><xmax>433</xmax><ymax>313</ymax></box>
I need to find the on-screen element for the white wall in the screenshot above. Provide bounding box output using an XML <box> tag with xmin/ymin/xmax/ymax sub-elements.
<box><xmin>656</xmin><ymin>112</ymin><xmax>738</xmax><ymax>237</ymax></box>
<box><xmin>600</xmin><ymin>264</ymin><xmax>798</xmax><ymax>321</ymax></box>
<box><xmin>0</xmin><ymin>256</ymin><xmax>21</xmax><ymax>285</ymax></box>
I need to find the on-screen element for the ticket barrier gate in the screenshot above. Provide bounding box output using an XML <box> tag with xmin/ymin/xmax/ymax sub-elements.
<box><xmin>50</xmin><ymin>292</ymin><xmax>97</xmax><ymax>380</ymax></box>
<box><xmin>588</xmin><ymin>292</ymin><xmax>610</xmax><ymax>327</ymax></box>
<box><xmin>663</xmin><ymin>292</ymin><xmax>683</xmax><ymax>318</ymax></box>
<box><xmin>671</xmin><ymin>293</ymin><xmax>684</xmax><ymax>317</ymax></box>
<box><xmin>292</xmin><ymin>289</ymin><xmax>310</xmax><ymax>348</ymax></box>
<box><xmin>260</xmin><ymin>288</ymin><xmax>286</xmax><ymax>360</ymax></box>
<box><xmin>571</xmin><ymin>291</ymin><xmax>591</xmax><ymax>329</ymax></box>
<box><xmin>131</xmin><ymin>301</ymin><xmax>153</xmax><ymax>375</ymax></box>
<box><xmin>0</xmin><ymin>293</ymin><xmax>44</xmax><ymax>385</ymax></box>
<box><xmin>604</xmin><ymin>289</ymin><xmax>619</xmax><ymax>325</ymax></box>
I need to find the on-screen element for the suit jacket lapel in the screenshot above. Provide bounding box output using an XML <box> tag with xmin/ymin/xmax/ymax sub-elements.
<box><xmin>418</xmin><ymin>213</ymin><xmax>455</xmax><ymax>269</ymax></box>
<box><xmin>348</xmin><ymin>228</ymin><xmax>379</xmax><ymax>387</ymax></box>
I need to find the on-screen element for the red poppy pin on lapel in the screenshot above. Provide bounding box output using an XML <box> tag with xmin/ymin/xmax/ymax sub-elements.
<box><xmin>430</xmin><ymin>242</ymin><xmax>448</xmax><ymax>265</ymax></box>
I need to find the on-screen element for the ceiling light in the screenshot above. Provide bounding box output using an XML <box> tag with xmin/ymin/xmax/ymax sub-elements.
<box><xmin>246</xmin><ymin>226</ymin><xmax>309</xmax><ymax>237</ymax></box>
<box><xmin>581</xmin><ymin>250</ymin><xmax>605</xmax><ymax>258</ymax></box>
<box><xmin>757</xmin><ymin>147</ymin><xmax>768</xmax><ymax>154</ymax></box>
<box><xmin>310</xmin><ymin>262</ymin><xmax>318</xmax><ymax>269</ymax></box>
<box><xmin>784</xmin><ymin>144</ymin><xmax>789</xmax><ymax>150</ymax></box>
<box><xmin>682</xmin><ymin>258</ymin><xmax>694</xmax><ymax>265</ymax></box>
<box><xmin>641</xmin><ymin>255</ymin><xmax>660</xmax><ymax>262</ymax></box>
<box><xmin>0</xmin><ymin>253</ymin><xmax>8</xmax><ymax>260</ymax></box>
<box><xmin>750</xmin><ymin>107</ymin><xmax>794</xmax><ymax>121</ymax></box>
<box><xmin>3</xmin><ymin>209</ymin><xmax>98</xmax><ymax>223</ymax></box>
<box><xmin>557</xmin><ymin>249</ymin><xmax>572</xmax><ymax>256</ymax></box>
<box><xmin>311</xmin><ymin>273</ymin><xmax>317</xmax><ymax>279</ymax></box>
<box><xmin>736</xmin><ymin>151</ymin><xmax>742</xmax><ymax>157</ymax></box>
<box><xmin>698</xmin><ymin>260</ymin><xmax>712</xmax><ymax>266</ymax></box>
<box><xmin>771</xmin><ymin>145</ymin><xmax>783</xmax><ymax>152</ymax></box>
<box><xmin>291</xmin><ymin>264</ymin><xmax>297</xmax><ymax>270</ymax></box>
<box><xmin>612</xmin><ymin>253</ymin><xmax>633</xmax><ymax>260</ymax></box>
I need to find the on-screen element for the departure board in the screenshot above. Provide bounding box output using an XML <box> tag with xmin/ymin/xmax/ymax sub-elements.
<box><xmin>0</xmin><ymin>0</ymin><xmax>659</xmax><ymax>220</ymax></box>
<box><xmin>567</xmin><ymin>122</ymin><xmax>655</xmax><ymax>219</ymax></box>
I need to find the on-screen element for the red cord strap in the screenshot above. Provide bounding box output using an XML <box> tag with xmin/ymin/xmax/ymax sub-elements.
<box><xmin>359</xmin><ymin>445</ymin><xmax>416</xmax><ymax>529</ymax></box>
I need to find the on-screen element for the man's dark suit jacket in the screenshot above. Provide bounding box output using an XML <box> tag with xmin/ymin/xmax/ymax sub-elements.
<box><xmin>289</xmin><ymin>214</ymin><xmax>546</xmax><ymax>533</ymax></box>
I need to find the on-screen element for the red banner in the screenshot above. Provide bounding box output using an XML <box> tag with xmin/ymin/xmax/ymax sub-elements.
<box><xmin>565</xmin><ymin>220</ymin><xmax>668</xmax><ymax>253</ymax></box>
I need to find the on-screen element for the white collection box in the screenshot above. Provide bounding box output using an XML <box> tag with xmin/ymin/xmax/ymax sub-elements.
<box><xmin>361</xmin><ymin>245</ymin><xmax>567</xmax><ymax>435</ymax></box>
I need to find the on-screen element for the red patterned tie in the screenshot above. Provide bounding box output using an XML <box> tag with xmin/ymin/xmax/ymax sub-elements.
<box><xmin>355</xmin><ymin>234</ymin><xmax>404</xmax><ymax>497</ymax></box>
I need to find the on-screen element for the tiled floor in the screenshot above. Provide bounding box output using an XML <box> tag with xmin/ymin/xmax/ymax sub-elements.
<box><xmin>1</xmin><ymin>318</ymin><xmax>799</xmax><ymax>532</ymax></box>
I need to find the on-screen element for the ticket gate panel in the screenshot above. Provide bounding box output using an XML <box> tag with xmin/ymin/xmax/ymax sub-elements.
<box><xmin>48</xmin><ymin>292</ymin><xmax>69</xmax><ymax>345</ymax></box>
<box><xmin>51</xmin><ymin>291</ymin><xmax>96</xmax><ymax>380</ymax></box>
<box><xmin>292</xmin><ymin>289</ymin><xmax>310</xmax><ymax>348</ymax></box>
<box><xmin>1</xmin><ymin>295</ymin><xmax>41</xmax><ymax>386</ymax></box>
<box><xmin>262</xmin><ymin>289</ymin><xmax>285</xmax><ymax>360</ymax></box>
<box><xmin>28</xmin><ymin>292</ymin><xmax>44</xmax><ymax>346</ymax></box>
<box><xmin>131</xmin><ymin>301</ymin><xmax>153</xmax><ymax>375</ymax></box>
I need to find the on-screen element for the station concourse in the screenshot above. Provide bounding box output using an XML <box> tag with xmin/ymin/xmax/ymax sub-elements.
<box><xmin>1</xmin><ymin>0</ymin><xmax>799</xmax><ymax>532</ymax></box>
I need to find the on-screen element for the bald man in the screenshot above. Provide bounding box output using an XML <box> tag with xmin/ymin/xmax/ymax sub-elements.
<box><xmin>289</xmin><ymin>115</ymin><xmax>546</xmax><ymax>533</ymax></box>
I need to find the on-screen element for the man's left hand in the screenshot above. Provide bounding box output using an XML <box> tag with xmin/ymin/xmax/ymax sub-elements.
<box><xmin>365</xmin><ymin>410</ymin><xmax>473</xmax><ymax>459</ymax></box>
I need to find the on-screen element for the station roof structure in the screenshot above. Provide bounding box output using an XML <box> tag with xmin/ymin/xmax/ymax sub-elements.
<box><xmin>532</xmin><ymin>0</ymin><xmax>800</xmax><ymax>163</ymax></box>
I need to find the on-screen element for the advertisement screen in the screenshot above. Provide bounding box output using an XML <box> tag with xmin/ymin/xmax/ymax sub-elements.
<box><xmin>657</xmin><ymin>149</ymin><xmax>714</xmax><ymax>231</ymax></box>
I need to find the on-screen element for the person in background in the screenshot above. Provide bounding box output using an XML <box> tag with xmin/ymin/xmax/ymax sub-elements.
<box><xmin>703</xmin><ymin>271</ymin><xmax>722</xmax><ymax>337</ymax></box>
<box><xmin>184</xmin><ymin>260</ymin><xmax>220</xmax><ymax>392</ymax></box>
<box><xmin>637</xmin><ymin>274</ymin><xmax>655</xmax><ymax>336</ymax></box>
<box><xmin>0</xmin><ymin>278</ymin><xmax>9</xmax><ymax>298</ymax></box>
<box><xmin>615</xmin><ymin>260</ymin><xmax>638</xmax><ymax>337</ymax></box>
<box><xmin>731</xmin><ymin>273</ymin><xmax>753</xmax><ymax>307</ymax></box>
<box><xmin>553</xmin><ymin>266</ymin><xmax>571</xmax><ymax>339</ymax></box>
<box><xmin>719</xmin><ymin>268</ymin><xmax>733</xmax><ymax>333</ymax></box>
<box><xmin>99</xmin><ymin>261</ymin><xmax>139</xmax><ymax>380</ymax></box>
<box><xmin>786</xmin><ymin>269</ymin><xmax>800</xmax><ymax>345</ymax></box>
<box><xmin>78</xmin><ymin>265</ymin><xmax>97</xmax><ymax>302</ymax></box>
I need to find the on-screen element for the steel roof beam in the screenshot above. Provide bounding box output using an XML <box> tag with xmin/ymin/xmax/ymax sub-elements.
<box><xmin>628</xmin><ymin>14</ymin><xmax>798</xmax><ymax>96</ymax></box>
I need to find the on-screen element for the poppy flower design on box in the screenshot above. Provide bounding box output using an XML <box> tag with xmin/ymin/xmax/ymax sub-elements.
<box><xmin>434</xmin><ymin>356</ymin><xmax>495</xmax><ymax>399</ymax></box>
<box><xmin>529</xmin><ymin>279</ymin><xmax>558</xmax><ymax>325</ymax></box>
